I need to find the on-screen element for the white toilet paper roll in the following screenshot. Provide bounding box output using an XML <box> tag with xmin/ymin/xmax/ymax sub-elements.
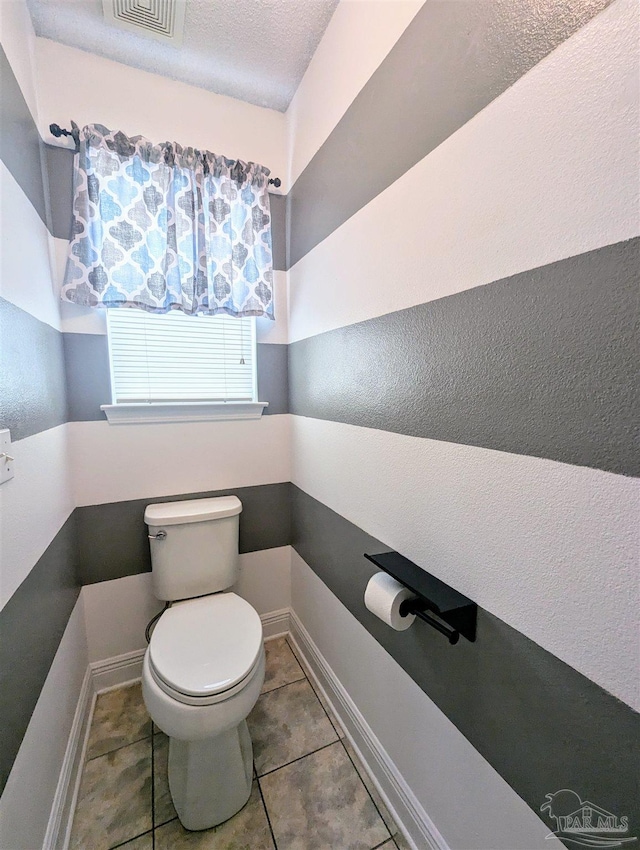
<box><xmin>364</xmin><ymin>572</ymin><xmax>416</xmax><ymax>631</ymax></box>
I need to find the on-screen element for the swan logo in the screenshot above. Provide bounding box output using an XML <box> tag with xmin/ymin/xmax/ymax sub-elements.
<box><xmin>540</xmin><ymin>790</ymin><xmax>636</xmax><ymax>848</ymax></box>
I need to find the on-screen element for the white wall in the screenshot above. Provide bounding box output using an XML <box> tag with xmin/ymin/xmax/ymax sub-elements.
<box><xmin>291</xmin><ymin>417</ymin><xmax>640</xmax><ymax>711</ymax></box>
<box><xmin>287</xmin><ymin>0</ymin><xmax>640</xmax><ymax>713</ymax></box>
<box><xmin>0</xmin><ymin>9</ymin><xmax>93</xmax><ymax>844</ymax></box>
<box><xmin>288</xmin><ymin>0</ymin><xmax>639</xmax><ymax>343</ymax></box>
<box><xmin>283</xmin><ymin>4</ymin><xmax>639</xmax><ymax>847</ymax></box>
<box><xmin>81</xmin><ymin>547</ymin><xmax>292</xmax><ymax>662</ymax></box>
<box><xmin>0</xmin><ymin>597</ymin><xmax>89</xmax><ymax>850</ymax></box>
<box><xmin>291</xmin><ymin>551</ymin><xmax>563</xmax><ymax>850</ymax></box>
<box><xmin>34</xmin><ymin>40</ymin><xmax>292</xmax><ymax>521</ymax></box>
<box><xmin>0</xmin><ymin>0</ymin><xmax>40</xmax><ymax>124</ymax></box>
<box><xmin>35</xmin><ymin>38</ymin><xmax>287</xmax><ymax>190</ymax></box>
<box><xmin>70</xmin><ymin>417</ymin><xmax>291</xmax><ymax>507</ymax></box>
<box><xmin>287</xmin><ymin>0</ymin><xmax>422</xmax><ymax>186</ymax></box>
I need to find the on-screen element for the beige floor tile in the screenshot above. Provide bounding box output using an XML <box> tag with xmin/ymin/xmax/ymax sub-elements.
<box><xmin>69</xmin><ymin>737</ymin><xmax>152</xmax><ymax>850</ymax></box>
<box><xmin>285</xmin><ymin>640</ymin><xmax>345</xmax><ymax>738</ymax></box>
<box><xmin>154</xmin><ymin>781</ymin><xmax>274</xmax><ymax>849</ymax></box>
<box><xmin>261</xmin><ymin>637</ymin><xmax>305</xmax><ymax>693</ymax></box>
<box><xmin>259</xmin><ymin>741</ymin><xmax>390</xmax><ymax>850</ymax></box>
<box><xmin>248</xmin><ymin>679</ymin><xmax>338</xmax><ymax>775</ymax></box>
<box><xmin>87</xmin><ymin>682</ymin><xmax>151</xmax><ymax>760</ymax></box>
<box><xmin>153</xmin><ymin>732</ymin><xmax>178</xmax><ymax>826</ymax></box>
<box><xmin>392</xmin><ymin>831</ymin><xmax>412</xmax><ymax>850</ymax></box>
<box><xmin>342</xmin><ymin>738</ymin><xmax>403</xmax><ymax>839</ymax></box>
<box><xmin>117</xmin><ymin>832</ymin><xmax>153</xmax><ymax>849</ymax></box>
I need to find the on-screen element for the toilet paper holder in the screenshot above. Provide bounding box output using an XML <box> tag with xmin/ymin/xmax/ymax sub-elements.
<box><xmin>364</xmin><ymin>551</ymin><xmax>477</xmax><ymax>644</ymax></box>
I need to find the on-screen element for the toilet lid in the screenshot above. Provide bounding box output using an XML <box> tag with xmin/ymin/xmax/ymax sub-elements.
<box><xmin>149</xmin><ymin>593</ymin><xmax>263</xmax><ymax>698</ymax></box>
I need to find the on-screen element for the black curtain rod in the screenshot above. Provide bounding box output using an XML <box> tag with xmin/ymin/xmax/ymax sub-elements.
<box><xmin>49</xmin><ymin>122</ymin><xmax>282</xmax><ymax>188</ymax></box>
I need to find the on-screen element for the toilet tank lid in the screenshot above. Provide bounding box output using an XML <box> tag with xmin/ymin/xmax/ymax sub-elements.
<box><xmin>144</xmin><ymin>496</ymin><xmax>242</xmax><ymax>526</ymax></box>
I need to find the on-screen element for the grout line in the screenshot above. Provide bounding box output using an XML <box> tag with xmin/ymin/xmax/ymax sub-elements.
<box><xmin>256</xmin><ymin>774</ymin><xmax>279</xmax><ymax>849</ymax></box>
<box><xmin>109</xmin><ymin>827</ymin><xmax>154</xmax><ymax>849</ymax></box>
<box><xmin>154</xmin><ymin>815</ymin><xmax>178</xmax><ymax>831</ymax></box>
<box><xmin>256</xmin><ymin>739</ymin><xmax>340</xmax><ymax>779</ymax></box>
<box><xmin>285</xmin><ymin>635</ymin><xmax>396</xmax><ymax>842</ymax></box>
<box><xmin>339</xmin><ymin>737</ymin><xmax>393</xmax><ymax>840</ymax></box>
<box><xmin>86</xmin><ymin>731</ymin><xmax>153</xmax><ymax>763</ymax></box>
<box><xmin>259</xmin><ymin>674</ymin><xmax>307</xmax><ymax>697</ymax></box>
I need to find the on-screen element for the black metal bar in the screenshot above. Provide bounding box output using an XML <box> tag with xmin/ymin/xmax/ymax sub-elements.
<box><xmin>365</xmin><ymin>551</ymin><xmax>477</xmax><ymax>643</ymax></box>
<box><xmin>49</xmin><ymin>121</ymin><xmax>282</xmax><ymax>186</ymax></box>
<box><xmin>399</xmin><ymin>598</ymin><xmax>459</xmax><ymax>645</ymax></box>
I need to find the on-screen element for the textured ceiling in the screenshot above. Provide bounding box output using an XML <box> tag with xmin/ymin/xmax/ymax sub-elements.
<box><xmin>26</xmin><ymin>0</ymin><xmax>339</xmax><ymax>112</ymax></box>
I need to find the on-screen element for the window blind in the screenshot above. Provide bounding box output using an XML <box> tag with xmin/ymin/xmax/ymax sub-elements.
<box><xmin>107</xmin><ymin>309</ymin><xmax>256</xmax><ymax>404</ymax></box>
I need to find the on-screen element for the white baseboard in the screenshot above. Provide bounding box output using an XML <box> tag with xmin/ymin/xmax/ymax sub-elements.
<box><xmin>43</xmin><ymin>668</ymin><xmax>95</xmax><ymax>850</ymax></box>
<box><xmin>261</xmin><ymin>607</ymin><xmax>292</xmax><ymax>639</ymax></box>
<box><xmin>90</xmin><ymin>648</ymin><xmax>146</xmax><ymax>694</ymax></box>
<box><xmin>288</xmin><ymin>610</ymin><xmax>449</xmax><ymax>850</ymax></box>
<box><xmin>48</xmin><ymin>607</ymin><xmax>444</xmax><ymax>850</ymax></box>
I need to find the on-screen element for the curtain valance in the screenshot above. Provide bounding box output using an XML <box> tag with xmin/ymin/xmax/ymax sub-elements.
<box><xmin>60</xmin><ymin>124</ymin><xmax>274</xmax><ymax>319</ymax></box>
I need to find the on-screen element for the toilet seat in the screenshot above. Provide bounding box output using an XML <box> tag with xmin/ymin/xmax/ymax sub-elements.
<box><xmin>149</xmin><ymin>592</ymin><xmax>263</xmax><ymax>706</ymax></box>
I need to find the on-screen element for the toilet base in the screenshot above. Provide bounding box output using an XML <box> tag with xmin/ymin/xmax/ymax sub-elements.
<box><xmin>168</xmin><ymin>720</ymin><xmax>254</xmax><ymax>831</ymax></box>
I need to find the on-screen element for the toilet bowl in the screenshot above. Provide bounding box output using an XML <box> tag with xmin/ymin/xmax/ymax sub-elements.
<box><xmin>142</xmin><ymin>591</ymin><xmax>265</xmax><ymax>830</ymax></box>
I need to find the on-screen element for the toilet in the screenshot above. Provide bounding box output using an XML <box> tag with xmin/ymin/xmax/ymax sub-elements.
<box><xmin>141</xmin><ymin>495</ymin><xmax>265</xmax><ymax>831</ymax></box>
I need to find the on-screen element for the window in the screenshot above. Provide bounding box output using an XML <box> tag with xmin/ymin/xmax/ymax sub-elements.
<box><xmin>101</xmin><ymin>310</ymin><xmax>267</xmax><ymax>423</ymax></box>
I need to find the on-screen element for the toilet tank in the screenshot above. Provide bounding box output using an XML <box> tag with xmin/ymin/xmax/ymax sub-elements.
<box><xmin>144</xmin><ymin>496</ymin><xmax>242</xmax><ymax>601</ymax></box>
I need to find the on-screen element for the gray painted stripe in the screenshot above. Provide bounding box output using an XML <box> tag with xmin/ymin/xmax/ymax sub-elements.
<box><xmin>0</xmin><ymin>298</ymin><xmax>68</xmax><ymax>441</ymax></box>
<box><xmin>0</xmin><ymin>515</ymin><xmax>79</xmax><ymax>794</ymax></box>
<box><xmin>45</xmin><ymin>143</ymin><xmax>74</xmax><ymax>241</ymax></box>
<box><xmin>63</xmin><ymin>332</ymin><xmax>112</xmax><ymax>421</ymax></box>
<box><xmin>287</xmin><ymin>0</ymin><xmax>612</xmax><ymax>267</ymax></box>
<box><xmin>289</xmin><ymin>238</ymin><xmax>640</xmax><ymax>477</ymax></box>
<box><xmin>257</xmin><ymin>343</ymin><xmax>289</xmax><ymax>414</ymax></box>
<box><xmin>290</xmin><ymin>485</ymin><xmax>640</xmax><ymax>844</ymax></box>
<box><xmin>0</xmin><ymin>45</ymin><xmax>48</xmax><ymax>228</ymax></box>
<box><xmin>62</xmin><ymin>333</ymin><xmax>289</xmax><ymax>420</ymax></box>
<box><xmin>45</xmin><ymin>145</ymin><xmax>288</xmax><ymax>270</ymax></box>
<box><xmin>76</xmin><ymin>482</ymin><xmax>292</xmax><ymax>585</ymax></box>
<box><xmin>269</xmin><ymin>193</ymin><xmax>287</xmax><ymax>273</ymax></box>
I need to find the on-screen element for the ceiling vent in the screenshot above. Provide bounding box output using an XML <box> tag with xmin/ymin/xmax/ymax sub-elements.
<box><xmin>102</xmin><ymin>0</ymin><xmax>186</xmax><ymax>44</ymax></box>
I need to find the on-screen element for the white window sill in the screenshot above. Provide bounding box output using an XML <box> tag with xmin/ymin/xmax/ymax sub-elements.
<box><xmin>100</xmin><ymin>401</ymin><xmax>269</xmax><ymax>425</ymax></box>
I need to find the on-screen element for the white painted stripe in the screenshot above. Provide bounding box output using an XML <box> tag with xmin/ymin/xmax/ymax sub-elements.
<box><xmin>290</xmin><ymin>552</ymin><xmax>563</xmax><ymax>850</ymax></box>
<box><xmin>0</xmin><ymin>596</ymin><xmax>88</xmax><ymax>850</ymax></box>
<box><xmin>291</xmin><ymin>415</ymin><xmax>640</xmax><ymax>711</ymax></box>
<box><xmin>0</xmin><ymin>161</ymin><xmax>61</xmax><ymax>331</ymax></box>
<box><xmin>288</xmin><ymin>0</ymin><xmax>639</xmax><ymax>342</ymax></box>
<box><xmin>287</xmin><ymin>0</ymin><xmax>422</xmax><ymax>187</ymax></box>
<box><xmin>70</xmin><ymin>415</ymin><xmax>292</xmax><ymax>506</ymax></box>
<box><xmin>35</xmin><ymin>38</ymin><xmax>288</xmax><ymax>189</ymax></box>
<box><xmin>0</xmin><ymin>424</ymin><xmax>74</xmax><ymax>610</ymax></box>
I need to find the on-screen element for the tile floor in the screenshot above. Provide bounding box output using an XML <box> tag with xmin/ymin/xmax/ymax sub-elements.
<box><xmin>69</xmin><ymin>636</ymin><xmax>410</xmax><ymax>850</ymax></box>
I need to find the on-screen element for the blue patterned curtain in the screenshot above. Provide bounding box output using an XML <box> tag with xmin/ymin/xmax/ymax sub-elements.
<box><xmin>60</xmin><ymin>125</ymin><xmax>274</xmax><ymax>319</ymax></box>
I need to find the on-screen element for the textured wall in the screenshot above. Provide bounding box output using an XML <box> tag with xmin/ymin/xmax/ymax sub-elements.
<box><xmin>286</xmin><ymin>1</ymin><xmax>639</xmax><ymax>847</ymax></box>
<box><xmin>0</xmin><ymin>12</ymin><xmax>88</xmax><ymax>841</ymax></box>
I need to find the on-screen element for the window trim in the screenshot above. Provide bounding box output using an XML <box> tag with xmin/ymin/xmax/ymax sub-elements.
<box><xmin>103</xmin><ymin>310</ymin><xmax>267</xmax><ymax>424</ymax></box>
<box><xmin>100</xmin><ymin>400</ymin><xmax>269</xmax><ymax>425</ymax></box>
